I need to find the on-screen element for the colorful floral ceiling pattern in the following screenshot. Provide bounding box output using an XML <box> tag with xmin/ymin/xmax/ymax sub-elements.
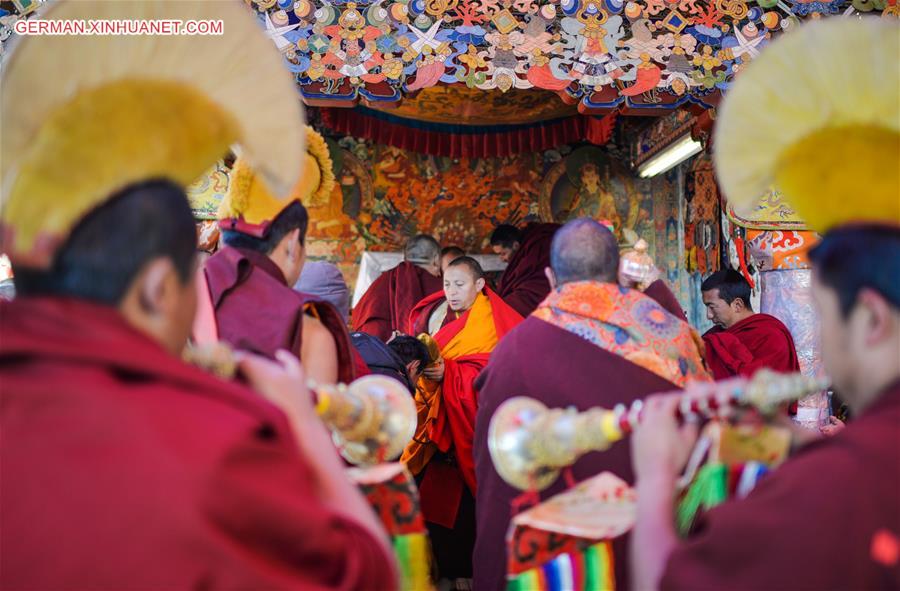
<box><xmin>248</xmin><ymin>0</ymin><xmax>896</xmax><ymax>113</ymax></box>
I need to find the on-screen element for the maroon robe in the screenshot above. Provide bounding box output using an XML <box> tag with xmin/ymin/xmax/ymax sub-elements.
<box><xmin>472</xmin><ymin>281</ymin><xmax>686</xmax><ymax>591</ymax></box>
<box><xmin>0</xmin><ymin>297</ymin><xmax>395</xmax><ymax>590</ymax></box>
<box><xmin>647</xmin><ymin>279</ymin><xmax>687</xmax><ymax>321</ymax></box>
<box><xmin>496</xmin><ymin>223</ymin><xmax>559</xmax><ymax>317</ymax></box>
<box><xmin>352</xmin><ymin>261</ymin><xmax>443</xmax><ymax>342</ymax></box>
<box><xmin>703</xmin><ymin>313</ymin><xmax>801</xmax><ymax>379</ymax></box>
<box><xmin>205</xmin><ymin>246</ymin><xmax>355</xmax><ymax>383</ymax></box>
<box><xmin>661</xmin><ymin>380</ymin><xmax>900</xmax><ymax>590</ymax></box>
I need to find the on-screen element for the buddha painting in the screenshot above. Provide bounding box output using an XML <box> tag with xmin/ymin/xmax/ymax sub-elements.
<box><xmin>539</xmin><ymin>148</ymin><xmax>628</xmax><ymax>237</ymax></box>
<box><xmin>565</xmin><ymin>162</ymin><xmax>623</xmax><ymax>230</ymax></box>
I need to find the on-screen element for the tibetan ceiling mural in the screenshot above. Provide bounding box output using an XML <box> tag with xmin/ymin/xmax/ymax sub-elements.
<box><xmin>2</xmin><ymin>1</ymin><xmax>894</xmax><ymax>114</ymax></box>
<box><xmin>248</xmin><ymin>0</ymin><xmax>897</xmax><ymax>114</ymax></box>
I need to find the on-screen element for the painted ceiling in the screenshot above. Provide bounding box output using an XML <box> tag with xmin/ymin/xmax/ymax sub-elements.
<box><xmin>250</xmin><ymin>0</ymin><xmax>897</xmax><ymax>117</ymax></box>
<box><xmin>366</xmin><ymin>85</ymin><xmax>578</xmax><ymax>124</ymax></box>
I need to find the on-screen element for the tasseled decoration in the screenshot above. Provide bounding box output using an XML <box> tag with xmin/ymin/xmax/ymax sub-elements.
<box><xmin>393</xmin><ymin>532</ymin><xmax>431</xmax><ymax>591</ymax></box>
<box><xmin>676</xmin><ymin>463</ymin><xmax>728</xmax><ymax>536</ymax></box>
<box><xmin>507</xmin><ymin>541</ymin><xmax>615</xmax><ymax>591</ymax></box>
<box><xmin>677</xmin><ymin>461</ymin><xmax>772</xmax><ymax>534</ymax></box>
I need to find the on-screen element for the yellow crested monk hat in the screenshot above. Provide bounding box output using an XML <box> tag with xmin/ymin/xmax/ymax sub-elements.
<box><xmin>0</xmin><ymin>0</ymin><xmax>306</xmax><ymax>268</ymax></box>
<box><xmin>217</xmin><ymin>126</ymin><xmax>336</xmax><ymax>237</ymax></box>
<box><xmin>714</xmin><ymin>18</ymin><xmax>900</xmax><ymax>232</ymax></box>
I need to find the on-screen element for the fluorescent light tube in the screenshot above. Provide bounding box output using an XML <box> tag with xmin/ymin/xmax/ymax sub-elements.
<box><xmin>637</xmin><ymin>134</ymin><xmax>704</xmax><ymax>178</ymax></box>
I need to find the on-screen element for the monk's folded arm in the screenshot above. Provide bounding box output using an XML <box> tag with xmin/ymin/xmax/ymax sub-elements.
<box><xmin>300</xmin><ymin>315</ymin><xmax>339</xmax><ymax>384</ymax></box>
<box><xmin>204</xmin><ymin>423</ymin><xmax>398</xmax><ymax>588</ymax></box>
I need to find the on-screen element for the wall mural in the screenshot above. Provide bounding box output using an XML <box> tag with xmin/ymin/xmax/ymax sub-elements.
<box><xmin>312</xmin><ymin>137</ymin><xmax>676</xmax><ymax>292</ymax></box>
<box><xmin>538</xmin><ymin>146</ymin><xmax>672</xmax><ymax>253</ymax></box>
<box><xmin>683</xmin><ymin>155</ymin><xmax>719</xmax><ymax>276</ymax></box>
<box><xmin>314</xmin><ymin>136</ymin><xmax>545</xmax><ymax>253</ymax></box>
<box><xmin>187</xmin><ymin>161</ymin><xmax>231</xmax><ymax>221</ymax></box>
<box><xmin>188</xmin><ymin>133</ymin><xmax>683</xmax><ymax>297</ymax></box>
<box><xmin>632</xmin><ymin>109</ymin><xmax>694</xmax><ymax>162</ymax></box>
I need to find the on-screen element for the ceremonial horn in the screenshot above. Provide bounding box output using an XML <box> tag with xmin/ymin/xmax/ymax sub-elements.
<box><xmin>310</xmin><ymin>375</ymin><xmax>417</xmax><ymax>466</ymax></box>
<box><xmin>184</xmin><ymin>342</ymin><xmax>416</xmax><ymax>465</ymax></box>
<box><xmin>488</xmin><ymin>370</ymin><xmax>829</xmax><ymax>491</ymax></box>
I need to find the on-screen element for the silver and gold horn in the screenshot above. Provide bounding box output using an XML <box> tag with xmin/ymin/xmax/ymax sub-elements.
<box><xmin>489</xmin><ymin>370</ymin><xmax>829</xmax><ymax>491</ymax></box>
<box><xmin>311</xmin><ymin>375</ymin><xmax>417</xmax><ymax>466</ymax></box>
<box><xmin>184</xmin><ymin>342</ymin><xmax>416</xmax><ymax>466</ymax></box>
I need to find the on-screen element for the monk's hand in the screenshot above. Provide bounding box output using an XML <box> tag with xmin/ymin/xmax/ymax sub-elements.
<box><xmin>632</xmin><ymin>393</ymin><xmax>699</xmax><ymax>483</ymax></box>
<box><xmin>643</xmin><ymin>265</ymin><xmax>662</xmax><ymax>288</ymax></box>
<box><xmin>236</xmin><ymin>350</ymin><xmax>315</xmax><ymax>425</ymax></box>
<box><xmin>423</xmin><ymin>358</ymin><xmax>445</xmax><ymax>382</ymax></box>
<box><xmin>618</xmin><ymin>264</ymin><xmax>661</xmax><ymax>291</ymax></box>
<box><xmin>617</xmin><ymin>267</ymin><xmax>638</xmax><ymax>290</ymax></box>
<box><xmin>820</xmin><ymin>415</ymin><xmax>846</xmax><ymax>437</ymax></box>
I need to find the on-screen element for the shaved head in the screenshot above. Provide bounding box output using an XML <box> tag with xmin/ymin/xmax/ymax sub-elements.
<box><xmin>550</xmin><ymin>218</ymin><xmax>619</xmax><ymax>285</ymax></box>
<box><xmin>441</xmin><ymin>245</ymin><xmax>466</xmax><ymax>273</ymax></box>
<box><xmin>446</xmin><ymin>256</ymin><xmax>484</xmax><ymax>280</ymax></box>
<box><xmin>441</xmin><ymin>246</ymin><xmax>465</xmax><ymax>259</ymax></box>
<box><xmin>404</xmin><ymin>234</ymin><xmax>441</xmax><ymax>265</ymax></box>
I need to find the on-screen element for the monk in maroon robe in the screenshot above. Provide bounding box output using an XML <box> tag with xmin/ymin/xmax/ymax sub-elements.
<box><xmin>352</xmin><ymin>234</ymin><xmax>443</xmax><ymax>342</ymax></box>
<box><xmin>632</xmin><ymin>225</ymin><xmax>900</xmax><ymax>590</ymax></box>
<box><xmin>491</xmin><ymin>222</ymin><xmax>560</xmax><ymax>317</ymax></box>
<box><xmin>205</xmin><ymin>244</ymin><xmax>355</xmax><ymax>383</ymax></box>
<box><xmin>1</xmin><ymin>181</ymin><xmax>396</xmax><ymax>589</ymax></box>
<box><xmin>403</xmin><ymin>257</ymin><xmax>523</xmax><ymax>584</ymax></box>
<box><xmin>473</xmin><ymin>220</ymin><xmax>710</xmax><ymax>591</ymax></box>
<box><xmin>207</xmin><ymin>188</ymin><xmax>355</xmax><ymax>384</ymax></box>
<box><xmin>701</xmin><ymin>269</ymin><xmax>801</xmax><ymax>379</ymax></box>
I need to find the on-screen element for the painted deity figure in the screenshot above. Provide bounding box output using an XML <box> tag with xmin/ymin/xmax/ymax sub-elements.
<box><xmin>564</xmin><ymin>163</ymin><xmax>623</xmax><ymax>232</ymax></box>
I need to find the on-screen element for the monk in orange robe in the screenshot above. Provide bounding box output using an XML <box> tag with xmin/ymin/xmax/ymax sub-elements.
<box><xmin>352</xmin><ymin>234</ymin><xmax>443</xmax><ymax>343</ymax></box>
<box><xmin>402</xmin><ymin>256</ymin><xmax>523</xmax><ymax>584</ymax></box>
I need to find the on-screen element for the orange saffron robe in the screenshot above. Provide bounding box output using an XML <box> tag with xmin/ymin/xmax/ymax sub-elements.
<box><xmin>402</xmin><ymin>290</ymin><xmax>522</xmax><ymax>527</ymax></box>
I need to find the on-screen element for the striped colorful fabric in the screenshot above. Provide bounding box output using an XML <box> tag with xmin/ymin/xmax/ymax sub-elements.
<box><xmin>350</xmin><ymin>465</ymin><xmax>432</xmax><ymax>590</ymax></box>
<box><xmin>393</xmin><ymin>533</ymin><xmax>431</xmax><ymax>591</ymax></box>
<box><xmin>507</xmin><ymin>541</ymin><xmax>615</xmax><ymax>591</ymax></box>
<box><xmin>677</xmin><ymin>461</ymin><xmax>772</xmax><ymax>535</ymax></box>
